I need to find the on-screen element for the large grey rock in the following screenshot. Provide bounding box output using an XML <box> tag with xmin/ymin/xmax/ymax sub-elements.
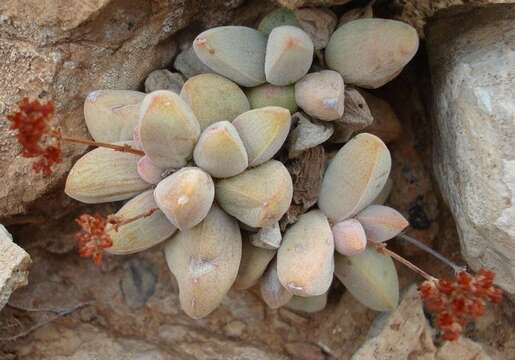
<box><xmin>427</xmin><ymin>4</ymin><xmax>515</xmax><ymax>293</ymax></box>
<box><xmin>0</xmin><ymin>224</ymin><xmax>31</xmax><ymax>310</ymax></box>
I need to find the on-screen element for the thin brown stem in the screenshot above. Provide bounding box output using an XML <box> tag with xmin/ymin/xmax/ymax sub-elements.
<box><xmin>108</xmin><ymin>207</ymin><xmax>159</xmax><ymax>232</ymax></box>
<box><xmin>58</xmin><ymin>134</ymin><xmax>144</xmax><ymax>156</ymax></box>
<box><xmin>369</xmin><ymin>242</ymin><xmax>437</xmax><ymax>282</ymax></box>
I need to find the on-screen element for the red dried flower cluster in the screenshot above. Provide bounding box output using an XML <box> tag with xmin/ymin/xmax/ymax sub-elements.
<box><xmin>419</xmin><ymin>269</ymin><xmax>503</xmax><ymax>341</ymax></box>
<box><xmin>6</xmin><ymin>98</ymin><xmax>61</xmax><ymax>175</ymax></box>
<box><xmin>75</xmin><ymin>214</ymin><xmax>114</xmax><ymax>265</ymax></box>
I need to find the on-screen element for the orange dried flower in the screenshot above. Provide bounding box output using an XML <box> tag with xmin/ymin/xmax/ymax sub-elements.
<box><xmin>75</xmin><ymin>214</ymin><xmax>114</xmax><ymax>265</ymax></box>
<box><xmin>419</xmin><ymin>269</ymin><xmax>503</xmax><ymax>341</ymax></box>
<box><xmin>6</xmin><ymin>97</ymin><xmax>61</xmax><ymax>175</ymax></box>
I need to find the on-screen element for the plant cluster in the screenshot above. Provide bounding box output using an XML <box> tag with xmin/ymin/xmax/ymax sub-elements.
<box><xmin>4</xmin><ymin>5</ymin><xmax>503</xmax><ymax>341</ymax></box>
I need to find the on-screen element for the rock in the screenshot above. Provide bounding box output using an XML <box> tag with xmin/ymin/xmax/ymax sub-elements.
<box><xmin>0</xmin><ymin>0</ymin><xmax>265</xmax><ymax>219</ymax></box>
<box><xmin>284</xmin><ymin>342</ymin><xmax>325</xmax><ymax>360</ymax></box>
<box><xmin>427</xmin><ymin>4</ymin><xmax>515</xmax><ymax>294</ymax></box>
<box><xmin>277</xmin><ymin>0</ymin><xmax>351</xmax><ymax>9</ymax></box>
<box><xmin>173</xmin><ymin>46</ymin><xmax>214</xmax><ymax>78</ymax></box>
<box><xmin>0</xmin><ymin>224</ymin><xmax>31</xmax><ymax>310</ymax></box>
<box><xmin>120</xmin><ymin>258</ymin><xmax>158</xmax><ymax>309</ymax></box>
<box><xmin>392</xmin><ymin>0</ymin><xmax>511</xmax><ymax>37</ymax></box>
<box><xmin>351</xmin><ymin>285</ymin><xmax>437</xmax><ymax>360</ymax></box>
<box><xmin>317</xmin><ymin>292</ymin><xmax>376</xmax><ymax>358</ymax></box>
<box><xmin>436</xmin><ymin>337</ymin><xmax>491</xmax><ymax>360</ymax></box>
<box><xmin>144</xmin><ymin>69</ymin><xmax>185</xmax><ymax>93</ymax></box>
<box><xmin>294</xmin><ymin>7</ymin><xmax>337</xmax><ymax>50</ymax></box>
<box><xmin>223</xmin><ymin>320</ymin><xmax>246</xmax><ymax>338</ymax></box>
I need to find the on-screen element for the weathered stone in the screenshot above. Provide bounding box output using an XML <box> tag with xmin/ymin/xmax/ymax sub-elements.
<box><xmin>277</xmin><ymin>0</ymin><xmax>351</xmax><ymax>9</ymax></box>
<box><xmin>392</xmin><ymin>0</ymin><xmax>512</xmax><ymax>37</ymax></box>
<box><xmin>427</xmin><ymin>4</ymin><xmax>515</xmax><ymax>293</ymax></box>
<box><xmin>0</xmin><ymin>224</ymin><xmax>31</xmax><ymax>310</ymax></box>
<box><xmin>351</xmin><ymin>285</ymin><xmax>436</xmax><ymax>360</ymax></box>
<box><xmin>145</xmin><ymin>69</ymin><xmax>185</xmax><ymax>93</ymax></box>
<box><xmin>436</xmin><ymin>337</ymin><xmax>491</xmax><ymax>360</ymax></box>
<box><xmin>174</xmin><ymin>46</ymin><xmax>214</xmax><ymax>79</ymax></box>
<box><xmin>120</xmin><ymin>258</ymin><xmax>158</xmax><ymax>309</ymax></box>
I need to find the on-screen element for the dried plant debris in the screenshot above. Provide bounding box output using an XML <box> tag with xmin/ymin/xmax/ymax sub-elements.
<box><xmin>280</xmin><ymin>145</ymin><xmax>325</xmax><ymax>230</ymax></box>
<box><xmin>331</xmin><ymin>86</ymin><xmax>373</xmax><ymax>143</ymax></box>
<box><xmin>288</xmin><ymin>112</ymin><xmax>334</xmax><ymax>158</ymax></box>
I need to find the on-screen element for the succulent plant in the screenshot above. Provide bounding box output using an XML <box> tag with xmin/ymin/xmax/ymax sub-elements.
<box><xmin>180</xmin><ymin>73</ymin><xmax>250</xmax><ymax>130</ymax></box>
<box><xmin>106</xmin><ymin>190</ymin><xmax>176</xmax><ymax>255</ymax></box>
<box><xmin>154</xmin><ymin>167</ymin><xmax>215</xmax><ymax>231</ymax></box>
<box><xmin>234</xmin><ymin>238</ymin><xmax>276</xmax><ymax>290</ymax></box>
<box><xmin>332</xmin><ymin>219</ymin><xmax>367</xmax><ymax>256</ymax></box>
<box><xmin>84</xmin><ymin>90</ymin><xmax>145</xmax><ymax>143</ymax></box>
<box><xmin>265</xmin><ymin>25</ymin><xmax>314</xmax><ymax>85</ymax></box>
<box><xmin>257</xmin><ymin>8</ymin><xmax>300</xmax><ymax>35</ymax></box>
<box><xmin>260</xmin><ymin>258</ymin><xmax>292</xmax><ymax>309</ymax></box>
<box><xmin>193</xmin><ymin>121</ymin><xmax>248</xmax><ymax>178</ymax></box>
<box><xmin>215</xmin><ymin>160</ymin><xmax>293</xmax><ymax>228</ymax></box>
<box><xmin>193</xmin><ymin>26</ymin><xmax>267</xmax><ymax>87</ymax></box>
<box><xmin>139</xmin><ymin>90</ymin><xmax>200</xmax><ymax>169</ymax></box>
<box><xmin>62</xmin><ymin>6</ymin><xmax>424</xmax><ymax>320</ymax></box>
<box><xmin>9</xmin><ymin>6</ymin><xmax>503</xmax><ymax>341</ymax></box>
<box><xmin>295</xmin><ymin>70</ymin><xmax>345</xmax><ymax>121</ymax></box>
<box><xmin>277</xmin><ymin>210</ymin><xmax>334</xmax><ymax>296</ymax></box>
<box><xmin>246</xmin><ymin>83</ymin><xmax>298</xmax><ymax>113</ymax></box>
<box><xmin>65</xmin><ymin>142</ymin><xmax>150</xmax><ymax>203</ymax></box>
<box><xmin>318</xmin><ymin>133</ymin><xmax>391</xmax><ymax>222</ymax></box>
<box><xmin>326</xmin><ymin>19</ymin><xmax>419</xmax><ymax>88</ymax></box>
<box><xmin>67</xmin><ymin>74</ymin><xmax>294</xmax><ymax>317</ymax></box>
<box><xmin>232</xmin><ymin>106</ymin><xmax>292</xmax><ymax>167</ymax></box>
<box><xmin>286</xmin><ymin>292</ymin><xmax>328</xmax><ymax>313</ymax></box>
<box><xmin>334</xmin><ymin>247</ymin><xmax>399</xmax><ymax>312</ymax></box>
<box><xmin>137</xmin><ymin>156</ymin><xmax>164</xmax><ymax>185</ymax></box>
<box><xmin>355</xmin><ymin>205</ymin><xmax>409</xmax><ymax>242</ymax></box>
<box><xmin>164</xmin><ymin>205</ymin><xmax>242</xmax><ymax>319</ymax></box>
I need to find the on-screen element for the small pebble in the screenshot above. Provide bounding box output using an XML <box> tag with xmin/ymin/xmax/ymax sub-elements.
<box><xmin>223</xmin><ymin>320</ymin><xmax>247</xmax><ymax>338</ymax></box>
<box><xmin>145</xmin><ymin>69</ymin><xmax>184</xmax><ymax>93</ymax></box>
<box><xmin>120</xmin><ymin>258</ymin><xmax>158</xmax><ymax>309</ymax></box>
<box><xmin>174</xmin><ymin>46</ymin><xmax>213</xmax><ymax>78</ymax></box>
